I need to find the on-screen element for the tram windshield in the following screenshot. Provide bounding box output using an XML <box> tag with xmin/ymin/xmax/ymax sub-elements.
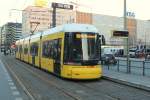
<box><xmin>64</xmin><ymin>32</ymin><xmax>100</xmax><ymax>65</ymax></box>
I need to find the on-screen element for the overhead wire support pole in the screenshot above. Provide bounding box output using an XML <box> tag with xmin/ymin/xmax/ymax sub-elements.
<box><xmin>30</xmin><ymin>22</ymin><xmax>40</xmax><ymax>35</ymax></box>
<box><xmin>52</xmin><ymin>7</ymin><xmax>56</xmax><ymax>27</ymax></box>
<box><xmin>124</xmin><ymin>0</ymin><xmax>129</xmax><ymax>73</ymax></box>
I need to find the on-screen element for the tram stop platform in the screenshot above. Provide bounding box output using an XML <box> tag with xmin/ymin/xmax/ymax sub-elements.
<box><xmin>0</xmin><ymin>59</ymin><xmax>23</xmax><ymax>100</ymax></box>
<box><xmin>102</xmin><ymin>69</ymin><xmax>150</xmax><ymax>92</ymax></box>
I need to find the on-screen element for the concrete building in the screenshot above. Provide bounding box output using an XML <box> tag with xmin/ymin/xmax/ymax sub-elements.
<box><xmin>22</xmin><ymin>6</ymin><xmax>51</xmax><ymax>35</ymax></box>
<box><xmin>22</xmin><ymin>6</ymin><xmax>92</xmax><ymax>35</ymax></box>
<box><xmin>126</xmin><ymin>17</ymin><xmax>137</xmax><ymax>46</ymax></box>
<box><xmin>22</xmin><ymin>5</ymin><xmax>149</xmax><ymax>47</ymax></box>
<box><xmin>137</xmin><ymin>20</ymin><xmax>150</xmax><ymax>46</ymax></box>
<box><xmin>0</xmin><ymin>22</ymin><xmax>22</xmax><ymax>48</ymax></box>
<box><xmin>92</xmin><ymin>14</ymin><xmax>124</xmax><ymax>45</ymax></box>
<box><xmin>92</xmin><ymin>14</ymin><xmax>145</xmax><ymax>46</ymax></box>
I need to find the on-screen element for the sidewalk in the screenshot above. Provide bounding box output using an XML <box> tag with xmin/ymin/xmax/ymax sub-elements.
<box><xmin>0</xmin><ymin>59</ymin><xmax>23</xmax><ymax>100</ymax></box>
<box><xmin>102</xmin><ymin>68</ymin><xmax>150</xmax><ymax>92</ymax></box>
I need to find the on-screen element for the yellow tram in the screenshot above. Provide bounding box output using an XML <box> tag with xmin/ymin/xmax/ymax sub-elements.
<box><xmin>15</xmin><ymin>24</ymin><xmax>102</xmax><ymax>79</ymax></box>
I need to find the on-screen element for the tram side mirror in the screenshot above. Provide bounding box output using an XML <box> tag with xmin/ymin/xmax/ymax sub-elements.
<box><xmin>97</xmin><ymin>34</ymin><xmax>106</xmax><ymax>45</ymax></box>
<box><xmin>101</xmin><ymin>35</ymin><xmax>106</xmax><ymax>45</ymax></box>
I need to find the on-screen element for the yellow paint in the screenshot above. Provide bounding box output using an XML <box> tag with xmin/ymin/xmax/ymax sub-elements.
<box><xmin>15</xmin><ymin>52</ymin><xmax>19</xmax><ymax>59</ymax></box>
<box><xmin>29</xmin><ymin>55</ymin><xmax>32</xmax><ymax>64</ymax></box>
<box><xmin>20</xmin><ymin>53</ymin><xmax>24</xmax><ymax>61</ymax></box>
<box><xmin>41</xmin><ymin>58</ymin><xmax>54</xmax><ymax>72</ymax></box>
<box><xmin>61</xmin><ymin>65</ymin><xmax>102</xmax><ymax>79</ymax></box>
<box><xmin>35</xmin><ymin>56</ymin><xmax>39</xmax><ymax>67</ymax></box>
<box><xmin>24</xmin><ymin>54</ymin><xmax>28</xmax><ymax>62</ymax></box>
<box><xmin>35</xmin><ymin>0</ymin><xmax>48</xmax><ymax>7</ymax></box>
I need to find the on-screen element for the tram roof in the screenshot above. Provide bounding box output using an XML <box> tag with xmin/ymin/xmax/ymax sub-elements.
<box><xmin>16</xmin><ymin>24</ymin><xmax>99</xmax><ymax>42</ymax></box>
<box><xmin>24</xmin><ymin>36</ymin><xmax>30</xmax><ymax>40</ymax></box>
<box><xmin>43</xmin><ymin>23</ymin><xmax>99</xmax><ymax>36</ymax></box>
<box><xmin>30</xmin><ymin>32</ymin><xmax>42</xmax><ymax>39</ymax></box>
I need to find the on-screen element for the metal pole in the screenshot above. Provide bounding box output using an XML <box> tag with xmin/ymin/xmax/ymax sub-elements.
<box><xmin>0</xmin><ymin>27</ymin><xmax>2</xmax><ymax>52</ymax></box>
<box><xmin>52</xmin><ymin>7</ymin><xmax>56</xmax><ymax>27</ymax></box>
<box><xmin>145</xmin><ymin>33</ymin><xmax>146</xmax><ymax>60</ymax></box>
<box><xmin>143</xmin><ymin>61</ymin><xmax>145</xmax><ymax>76</ymax></box>
<box><xmin>124</xmin><ymin>0</ymin><xmax>129</xmax><ymax>73</ymax></box>
<box><xmin>124</xmin><ymin>0</ymin><xmax>127</xmax><ymax>30</ymax></box>
<box><xmin>117</xmin><ymin>59</ymin><xmax>119</xmax><ymax>72</ymax></box>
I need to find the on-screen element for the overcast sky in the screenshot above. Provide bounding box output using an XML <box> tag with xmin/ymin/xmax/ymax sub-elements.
<box><xmin>0</xmin><ymin>0</ymin><xmax>149</xmax><ymax>26</ymax></box>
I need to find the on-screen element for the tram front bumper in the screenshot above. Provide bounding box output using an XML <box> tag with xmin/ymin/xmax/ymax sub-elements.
<box><xmin>71</xmin><ymin>67</ymin><xmax>102</xmax><ymax>79</ymax></box>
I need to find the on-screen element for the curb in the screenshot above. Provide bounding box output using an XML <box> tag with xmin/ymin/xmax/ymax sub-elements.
<box><xmin>102</xmin><ymin>75</ymin><xmax>150</xmax><ymax>92</ymax></box>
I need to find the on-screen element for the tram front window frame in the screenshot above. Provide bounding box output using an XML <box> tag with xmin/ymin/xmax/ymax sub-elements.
<box><xmin>64</xmin><ymin>32</ymin><xmax>100</xmax><ymax>65</ymax></box>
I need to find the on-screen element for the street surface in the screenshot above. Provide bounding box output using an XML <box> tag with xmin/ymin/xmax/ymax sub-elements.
<box><xmin>1</xmin><ymin>54</ymin><xmax>150</xmax><ymax>100</ymax></box>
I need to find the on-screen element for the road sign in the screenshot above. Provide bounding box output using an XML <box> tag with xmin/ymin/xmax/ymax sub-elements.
<box><xmin>112</xmin><ymin>30</ymin><xmax>129</xmax><ymax>37</ymax></box>
<box><xmin>52</xmin><ymin>3</ymin><xmax>73</xmax><ymax>10</ymax></box>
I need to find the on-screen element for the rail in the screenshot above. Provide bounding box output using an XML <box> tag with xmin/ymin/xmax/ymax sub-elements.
<box><xmin>102</xmin><ymin>58</ymin><xmax>150</xmax><ymax>76</ymax></box>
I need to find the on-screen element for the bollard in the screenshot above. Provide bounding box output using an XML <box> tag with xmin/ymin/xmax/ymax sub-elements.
<box><xmin>129</xmin><ymin>60</ymin><xmax>131</xmax><ymax>73</ymax></box>
<box><xmin>107</xmin><ymin>64</ymin><xmax>109</xmax><ymax>70</ymax></box>
<box><xmin>117</xmin><ymin>59</ymin><xmax>119</xmax><ymax>72</ymax></box>
<box><xmin>143</xmin><ymin>61</ymin><xmax>145</xmax><ymax>76</ymax></box>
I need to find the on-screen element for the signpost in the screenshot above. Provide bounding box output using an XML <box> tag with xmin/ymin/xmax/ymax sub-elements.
<box><xmin>112</xmin><ymin>30</ymin><xmax>129</xmax><ymax>73</ymax></box>
<box><xmin>51</xmin><ymin>3</ymin><xmax>73</xmax><ymax>27</ymax></box>
<box><xmin>112</xmin><ymin>30</ymin><xmax>129</xmax><ymax>37</ymax></box>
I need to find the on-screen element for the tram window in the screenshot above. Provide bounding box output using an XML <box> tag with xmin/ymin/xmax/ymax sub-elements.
<box><xmin>24</xmin><ymin>45</ymin><xmax>28</xmax><ymax>54</ymax></box>
<box><xmin>64</xmin><ymin>33</ymin><xmax>72</xmax><ymax>62</ymax></box>
<box><xmin>57</xmin><ymin>39</ymin><xmax>61</xmax><ymax>61</ymax></box>
<box><xmin>42</xmin><ymin>39</ymin><xmax>61</xmax><ymax>59</ymax></box>
<box><xmin>30</xmin><ymin>43</ymin><xmax>38</xmax><ymax>56</ymax></box>
<box><xmin>42</xmin><ymin>41</ymin><xmax>49</xmax><ymax>58</ymax></box>
<box><xmin>19</xmin><ymin>45</ymin><xmax>22</xmax><ymax>53</ymax></box>
<box><xmin>53</xmin><ymin>40</ymin><xmax>58</xmax><ymax>59</ymax></box>
<box><xmin>16</xmin><ymin>46</ymin><xmax>18</xmax><ymax>52</ymax></box>
<box><xmin>64</xmin><ymin>32</ymin><xmax>100</xmax><ymax>64</ymax></box>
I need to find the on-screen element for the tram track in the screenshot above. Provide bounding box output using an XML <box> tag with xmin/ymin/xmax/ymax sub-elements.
<box><xmin>2</xmin><ymin>57</ymin><xmax>36</xmax><ymax>100</ymax></box>
<box><xmin>13</xmin><ymin>58</ymin><xmax>150</xmax><ymax>100</ymax></box>
<box><xmin>11</xmin><ymin>57</ymin><xmax>118</xmax><ymax>100</ymax></box>
<box><xmin>75</xmin><ymin>82</ymin><xmax>120</xmax><ymax>100</ymax></box>
<box><xmin>2</xmin><ymin>56</ymin><xmax>81</xmax><ymax>100</ymax></box>
<box><xmin>2</xmin><ymin>56</ymin><xmax>150</xmax><ymax>100</ymax></box>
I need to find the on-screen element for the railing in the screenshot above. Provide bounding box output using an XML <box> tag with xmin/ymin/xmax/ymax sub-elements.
<box><xmin>103</xmin><ymin>59</ymin><xmax>150</xmax><ymax>76</ymax></box>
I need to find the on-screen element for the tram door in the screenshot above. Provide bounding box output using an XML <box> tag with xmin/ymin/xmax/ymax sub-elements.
<box><xmin>19</xmin><ymin>45</ymin><xmax>22</xmax><ymax>59</ymax></box>
<box><xmin>32</xmin><ymin>55</ymin><xmax>35</xmax><ymax>65</ymax></box>
<box><xmin>54</xmin><ymin>39</ymin><xmax>61</xmax><ymax>75</ymax></box>
<box><xmin>31</xmin><ymin>43</ymin><xmax>38</xmax><ymax>66</ymax></box>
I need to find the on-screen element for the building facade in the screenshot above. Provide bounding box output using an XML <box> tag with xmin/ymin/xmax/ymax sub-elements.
<box><xmin>92</xmin><ymin>14</ymin><xmax>124</xmax><ymax>45</ymax></box>
<box><xmin>0</xmin><ymin>22</ymin><xmax>22</xmax><ymax>48</ymax></box>
<box><xmin>22</xmin><ymin>6</ymin><xmax>51</xmax><ymax>35</ymax></box>
<box><xmin>93</xmin><ymin>14</ymin><xmax>144</xmax><ymax>46</ymax></box>
<box><xmin>22</xmin><ymin>6</ymin><xmax>92</xmax><ymax>35</ymax></box>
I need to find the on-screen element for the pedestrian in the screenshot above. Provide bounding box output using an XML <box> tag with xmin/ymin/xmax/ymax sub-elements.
<box><xmin>4</xmin><ymin>49</ymin><xmax>6</xmax><ymax>56</ymax></box>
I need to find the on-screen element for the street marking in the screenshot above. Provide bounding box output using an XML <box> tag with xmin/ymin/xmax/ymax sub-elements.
<box><xmin>9</xmin><ymin>82</ymin><xmax>14</xmax><ymax>86</ymax></box>
<box><xmin>12</xmin><ymin>91</ymin><xmax>20</xmax><ymax>96</ymax></box>
<box><xmin>10</xmin><ymin>86</ymin><xmax>17</xmax><ymax>90</ymax></box>
<box><xmin>0</xmin><ymin>59</ymin><xmax>23</xmax><ymax>100</ymax></box>
<box><xmin>75</xmin><ymin>90</ymin><xmax>87</xmax><ymax>95</ymax></box>
<box><xmin>3</xmin><ymin>60</ymin><xmax>35</xmax><ymax>100</ymax></box>
<box><xmin>15</xmin><ymin>97</ymin><xmax>23</xmax><ymax>100</ymax></box>
<box><xmin>8</xmin><ymin>79</ymin><xmax>13</xmax><ymax>82</ymax></box>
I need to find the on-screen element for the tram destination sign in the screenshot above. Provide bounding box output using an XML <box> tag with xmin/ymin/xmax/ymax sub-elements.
<box><xmin>52</xmin><ymin>2</ymin><xmax>73</xmax><ymax>10</ymax></box>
